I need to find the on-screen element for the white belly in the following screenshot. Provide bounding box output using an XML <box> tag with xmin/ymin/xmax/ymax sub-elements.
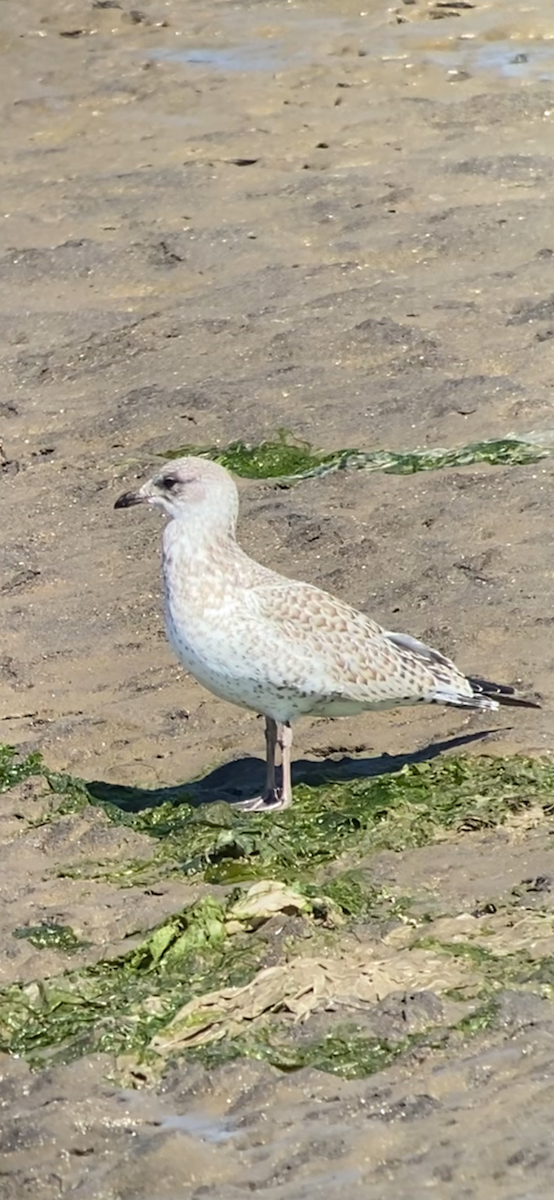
<box><xmin>164</xmin><ymin>606</ymin><xmax>309</xmax><ymax>719</ymax></box>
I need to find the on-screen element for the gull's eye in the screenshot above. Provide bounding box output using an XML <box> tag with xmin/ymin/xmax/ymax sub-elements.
<box><xmin>162</xmin><ymin>476</ymin><xmax>179</xmax><ymax>491</ymax></box>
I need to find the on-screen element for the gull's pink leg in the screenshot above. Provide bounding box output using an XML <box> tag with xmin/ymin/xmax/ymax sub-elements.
<box><xmin>276</xmin><ymin>721</ymin><xmax>293</xmax><ymax>811</ymax></box>
<box><xmin>235</xmin><ymin>717</ymin><xmax>293</xmax><ymax>812</ymax></box>
<box><xmin>264</xmin><ymin>717</ymin><xmax>277</xmax><ymax>795</ymax></box>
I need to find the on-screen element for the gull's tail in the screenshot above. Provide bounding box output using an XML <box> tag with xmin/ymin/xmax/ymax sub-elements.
<box><xmin>384</xmin><ymin>631</ymin><xmax>541</xmax><ymax>712</ymax></box>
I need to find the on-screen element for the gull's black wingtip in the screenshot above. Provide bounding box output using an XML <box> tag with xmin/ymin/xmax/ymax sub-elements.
<box><xmin>467</xmin><ymin>676</ymin><xmax>542</xmax><ymax>710</ymax></box>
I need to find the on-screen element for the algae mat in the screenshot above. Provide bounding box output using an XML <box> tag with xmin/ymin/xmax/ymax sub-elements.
<box><xmin>2</xmin><ymin>747</ymin><xmax>554</xmax><ymax>1082</ymax></box>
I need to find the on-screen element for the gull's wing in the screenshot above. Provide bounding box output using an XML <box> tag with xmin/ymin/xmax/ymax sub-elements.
<box><xmin>243</xmin><ymin>578</ymin><xmax>473</xmax><ymax>706</ymax></box>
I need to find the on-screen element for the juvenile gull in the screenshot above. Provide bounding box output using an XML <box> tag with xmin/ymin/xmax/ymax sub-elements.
<box><xmin>115</xmin><ymin>457</ymin><xmax>539</xmax><ymax>811</ymax></box>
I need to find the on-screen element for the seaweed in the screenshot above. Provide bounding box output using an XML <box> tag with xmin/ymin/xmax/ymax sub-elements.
<box><xmin>2</xmin><ymin>746</ymin><xmax>554</xmax><ymax>1075</ymax></box>
<box><xmin>163</xmin><ymin>431</ymin><xmax>548</xmax><ymax>483</ymax></box>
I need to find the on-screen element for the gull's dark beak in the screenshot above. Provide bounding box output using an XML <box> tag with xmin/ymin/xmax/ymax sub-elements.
<box><xmin>114</xmin><ymin>489</ymin><xmax>145</xmax><ymax>510</ymax></box>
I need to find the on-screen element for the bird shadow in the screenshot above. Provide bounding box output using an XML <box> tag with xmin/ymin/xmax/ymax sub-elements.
<box><xmin>86</xmin><ymin>727</ymin><xmax>503</xmax><ymax>816</ymax></box>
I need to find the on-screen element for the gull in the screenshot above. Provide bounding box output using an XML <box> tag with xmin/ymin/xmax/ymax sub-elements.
<box><xmin>115</xmin><ymin>457</ymin><xmax>539</xmax><ymax>812</ymax></box>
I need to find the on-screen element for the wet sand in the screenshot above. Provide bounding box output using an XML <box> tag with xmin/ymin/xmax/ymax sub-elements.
<box><xmin>1</xmin><ymin>0</ymin><xmax>554</xmax><ymax>1195</ymax></box>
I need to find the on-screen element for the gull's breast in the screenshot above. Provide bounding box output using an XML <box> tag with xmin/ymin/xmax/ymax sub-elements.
<box><xmin>163</xmin><ymin>566</ymin><xmax>291</xmax><ymax>715</ymax></box>
<box><xmin>165</xmin><ymin>603</ymin><xmax>318</xmax><ymax>718</ymax></box>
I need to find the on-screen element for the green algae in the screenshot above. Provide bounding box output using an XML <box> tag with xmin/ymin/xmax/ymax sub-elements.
<box><xmin>186</xmin><ymin>1010</ymin><xmax>490</xmax><ymax>1077</ymax></box>
<box><xmin>0</xmin><ymin>890</ymin><xmax>550</xmax><ymax>1075</ymax></box>
<box><xmin>163</xmin><ymin>431</ymin><xmax>547</xmax><ymax>482</ymax></box>
<box><xmin>2</xmin><ymin>746</ymin><xmax>554</xmax><ymax>1074</ymax></box>
<box><xmin>0</xmin><ymin>897</ymin><xmax>261</xmax><ymax>1067</ymax></box>
<box><xmin>456</xmin><ymin>999</ymin><xmax>501</xmax><ymax>1034</ymax></box>
<box><xmin>192</xmin><ymin>1024</ymin><xmax>431</xmax><ymax>1079</ymax></box>
<box><xmin>0</xmin><ymin>745</ymin><xmax>43</xmax><ymax>792</ymax></box>
<box><xmin>82</xmin><ymin>755</ymin><xmax>554</xmax><ymax>885</ymax></box>
<box><xmin>12</xmin><ymin>924</ymin><xmax>86</xmax><ymax>953</ymax></box>
<box><xmin>6</xmin><ymin>748</ymin><xmax>554</xmax><ymax>886</ymax></box>
<box><xmin>0</xmin><ymin>890</ymin><xmax>352</xmax><ymax>1068</ymax></box>
<box><xmin>416</xmin><ymin>937</ymin><xmax>554</xmax><ymax>1000</ymax></box>
<box><xmin>164</xmin><ymin>431</ymin><xmax>339</xmax><ymax>480</ymax></box>
<box><xmin>300</xmin><ymin>870</ymin><xmax>410</xmax><ymax>924</ymax></box>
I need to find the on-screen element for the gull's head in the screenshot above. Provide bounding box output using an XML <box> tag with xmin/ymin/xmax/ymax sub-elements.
<box><xmin>114</xmin><ymin>456</ymin><xmax>239</xmax><ymax>531</ymax></box>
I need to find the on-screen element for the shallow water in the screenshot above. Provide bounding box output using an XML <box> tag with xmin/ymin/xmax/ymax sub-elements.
<box><xmin>157</xmin><ymin>1110</ymin><xmax>239</xmax><ymax>1143</ymax></box>
<box><xmin>150</xmin><ymin>0</ymin><xmax>554</xmax><ymax>83</ymax></box>
<box><xmin>151</xmin><ymin>42</ymin><xmax>300</xmax><ymax>73</ymax></box>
